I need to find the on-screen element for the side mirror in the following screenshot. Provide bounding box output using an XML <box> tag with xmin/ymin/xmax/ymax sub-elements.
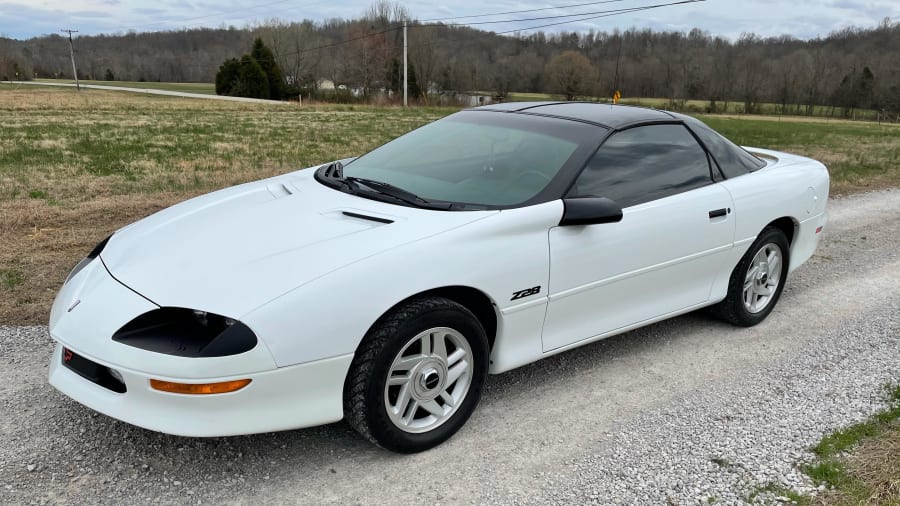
<box><xmin>559</xmin><ymin>197</ymin><xmax>623</xmax><ymax>226</ymax></box>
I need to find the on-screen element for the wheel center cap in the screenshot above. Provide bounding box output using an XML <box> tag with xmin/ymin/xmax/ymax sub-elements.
<box><xmin>757</xmin><ymin>265</ymin><xmax>768</xmax><ymax>284</ymax></box>
<box><xmin>419</xmin><ymin>368</ymin><xmax>441</xmax><ymax>391</ymax></box>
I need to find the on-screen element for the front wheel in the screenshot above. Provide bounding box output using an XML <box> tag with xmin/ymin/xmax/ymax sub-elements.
<box><xmin>344</xmin><ymin>297</ymin><xmax>489</xmax><ymax>453</ymax></box>
<box><xmin>712</xmin><ymin>226</ymin><xmax>790</xmax><ymax>327</ymax></box>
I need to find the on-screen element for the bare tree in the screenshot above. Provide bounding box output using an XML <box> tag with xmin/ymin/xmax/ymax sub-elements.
<box><xmin>544</xmin><ymin>50</ymin><xmax>598</xmax><ymax>100</ymax></box>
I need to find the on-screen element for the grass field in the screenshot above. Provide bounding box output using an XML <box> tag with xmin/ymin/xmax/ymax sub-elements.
<box><xmin>34</xmin><ymin>78</ymin><xmax>217</xmax><ymax>94</ymax></box>
<box><xmin>483</xmin><ymin>91</ymin><xmax>887</xmax><ymax>121</ymax></box>
<box><xmin>701</xmin><ymin>115</ymin><xmax>900</xmax><ymax>194</ymax></box>
<box><xmin>800</xmin><ymin>385</ymin><xmax>900</xmax><ymax>504</ymax></box>
<box><xmin>0</xmin><ymin>86</ymin><xmax>898</xmax><ymax>325</ymax></box>
<box><xmin>0</xmin><ymin>87</ymin><xmax>451</xmax><ymax>324</ymax></box>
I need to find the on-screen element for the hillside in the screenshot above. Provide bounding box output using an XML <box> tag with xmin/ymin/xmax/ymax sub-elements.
<box><xmin>1</xmin><ymin>12</ymin><xmax>897</xmax><ymax>115</ymax></box>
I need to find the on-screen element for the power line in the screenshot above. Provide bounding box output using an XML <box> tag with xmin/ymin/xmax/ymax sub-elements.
<box><xmin>166</xmin><ymin>0</ymin><xmax>705</xmax><ymax>71</ymax></box>
<box><xmin>496</xmin><ymin>0</ymin><xmax>705</xmax><ymax>33</ymax></box>
<box><xmin>419</xmin><ymin>0</ymin><xmax>706</xmax><ymax>28</ymax></box>
<box><xmin>410</xmin><ymin>0</ymin><xmax>706</xmax><ymax>49</ymax></box>
<box><xmin>421</xmin><ymin>0</ymin><xmax>635</xmax><ymax>22</ymax></box>
<box><xmin>261</xmin><ymin>0</ymin><xmax>704</xmax><ymax>60</ymax></box>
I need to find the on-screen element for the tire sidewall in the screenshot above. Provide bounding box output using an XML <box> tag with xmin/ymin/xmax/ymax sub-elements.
<box><xmin>364</xmin><ymin>302</ymin><xmax>489</xmax><ymax>453</ymax></box>
<box><xmin>732</xmin><ymin>228</ymin><xmax>791</xmax><ymax>325</ymax></box>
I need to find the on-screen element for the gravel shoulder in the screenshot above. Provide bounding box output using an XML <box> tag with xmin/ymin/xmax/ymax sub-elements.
<box><xmin>1</xmin><ymin>189</ymin><xmax>898</xmax><ymax>505</ymax></box>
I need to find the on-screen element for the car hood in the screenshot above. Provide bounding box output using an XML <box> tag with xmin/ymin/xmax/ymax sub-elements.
<box><xmin>101</xmin><ymin>169</ymin><xmax>497</xmax><ymax>318</ymax></box>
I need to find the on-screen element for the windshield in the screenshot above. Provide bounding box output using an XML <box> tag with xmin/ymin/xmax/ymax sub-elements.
<box><xmin>334</xmin><ymin>111</ymin><xmax>602</xmax><ymax>207</ymax></box>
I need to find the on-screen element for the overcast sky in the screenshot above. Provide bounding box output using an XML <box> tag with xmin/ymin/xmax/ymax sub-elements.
<box><xmin>0</xmin><ymin>0</ymin><xmax>897</xmax><ymax>41</ymax></box>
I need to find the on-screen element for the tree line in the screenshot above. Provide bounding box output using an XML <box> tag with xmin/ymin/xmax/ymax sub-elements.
<box><xmin>1</xmin><ymin>2</ymin><xmax>898</xmax><ymax>117</ymax></box>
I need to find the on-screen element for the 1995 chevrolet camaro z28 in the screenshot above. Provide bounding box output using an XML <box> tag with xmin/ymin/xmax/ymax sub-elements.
<box><xmin>49</xmin><ymin>103</ymin><xmax>829</xmax><ymax>453</ymax></box>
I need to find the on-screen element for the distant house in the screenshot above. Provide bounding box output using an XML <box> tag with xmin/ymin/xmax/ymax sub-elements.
<box><xmin>437</xmin><ymin>92</ymin><xmax>493</xmax><ymax>107</ymax></box>
<box><xmin>317</xmin><ymin>79</ymin><xmax>335</xmax><ymax>90</ymax></box>
<box><xmin>460</xmin><ymin>94</ymin><xmax>494</xmax><ymax>107</ymax></box>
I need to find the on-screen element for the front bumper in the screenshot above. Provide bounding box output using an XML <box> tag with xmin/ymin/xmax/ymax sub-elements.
<box><xmin>48</xmin><ymin>258</ymin><xmax>352</xmax><ymax>437</ymax></box>
<box><xmin>49</xmin><ymin>342</ymin><xmax>353</xmax><ymax>437</ymax></box>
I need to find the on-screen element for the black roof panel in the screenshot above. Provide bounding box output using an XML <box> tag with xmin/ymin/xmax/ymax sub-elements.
<box><xmin>473</xmin><ymin>102</ymin><xmax>675</xmax><ymax>128</ymax></box>
<box><xmin>473</xmin><ymin>101</ymin><xmax>565</xmax><ymax>111</ymax></box>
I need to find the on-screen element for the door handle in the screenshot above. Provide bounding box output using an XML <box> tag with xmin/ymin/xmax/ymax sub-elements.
<box><xmin>708</xmin><ymin>208</ymin><xmax>728</xmax><ymax>219</ymax></box>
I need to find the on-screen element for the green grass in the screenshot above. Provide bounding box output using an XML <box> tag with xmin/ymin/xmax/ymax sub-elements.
<box><xmin>0</xmin><ymin>269</ymin><xmax>25</xmax><ymax>290</ymax></box>
<box><xmin>0</xmin><ymin>86</ymin><xmax>897</xmax><ymax>325</ymax></box>
<box><xmin>34</xmin><ymin>78</ymin><xmax>216</xmax><ymax>94</ymax></box>
<box><xmin>0</xmin><ymin>87</ymin><xmax>454</xmax><ymax>203</ymax></box>
<box><xmin>812</xmin><ymin>387</ymin><xmax>900</xmax><ymax>458</ymax></box>
<box><xmin>0</xmin><ymin>87</ymin><xmax>459</xmax><ymax>324</ymax></box>
<box><xmin>700</xmin><ymin>117</ymin><xmax>900</xmax><ymax>195</ymax></box>
<box><xmin>709</xmin><ymin>456</ymin><xmax>731</xmax><ymax>467</ymax></box>
<box><xmin>476</xmin><ymin>92</ymin><xmax>884</xmax><ymax>120</ymax></box>
<box><xmin>619</xmin><ymin>97</ymin><xmax>883</xmax><ymax>120</ymax></box>
<box><xmin>748</xmin><ymin>483</ymin><xmax>811</xmax><ymax>504</ymax></box>
<box><xmin>507</xmin><ymin>91</ymin><xmax>563</xmax><ymax>101</ymax></box>
<box><xmin>795</xmin><ymin>384</ymin><xmax>900</xmax><ymax>504</ymax></box>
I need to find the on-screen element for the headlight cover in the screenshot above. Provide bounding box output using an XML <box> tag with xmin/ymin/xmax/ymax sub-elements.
<box><xmin>65</xmin><ymin>234</ymin><xmax>112</xmax><ymax>284</ymax></box>
<box><xmin>112</xmin><ymin>308</ymin><xmax>258</xmax><ymax>358</ymax></box>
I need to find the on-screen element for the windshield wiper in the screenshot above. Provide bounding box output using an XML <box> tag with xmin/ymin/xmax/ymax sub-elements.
<box><xmin>318</xmin><ymin>162</ymin><xmax>453</xmax><ymax>210</ymax></box>
<box><xmin>343</xmin><ymin>176</ymin><xmax>452</xmax><ymax>210</ymax></box>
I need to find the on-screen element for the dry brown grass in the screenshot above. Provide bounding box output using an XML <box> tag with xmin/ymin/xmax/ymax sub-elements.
<box><xmin>812</xmin><ymin>426</ymin><xmax>900</xmax><ymax>505</ymax></box>
<box><xmin>0</xmin><ymin>196</ymin><xmax>179</xmax><ymax>323</ymax></box>
<box><xmin>703</xmin><ymin>116</ymin><xmax>900</xmax><ymax>197</ymax></box>
<box><xmin>1</xmin><ymin>87</ymin><xmax>897</xmax><ymax>325</ymax></box>
<box><xmin>0</xmin><ymin>87</ymin><xmax>451</xmax><ymax>324</ymax></box>
<box><xmin>843</xmin><ymin>425</ymin><xmax>900</xmax><ymax>505</ymax></box>
<box><xmin>706</xmin><ymin>113</ymin><xmax>900</xmax><ymax>127</ymax></box>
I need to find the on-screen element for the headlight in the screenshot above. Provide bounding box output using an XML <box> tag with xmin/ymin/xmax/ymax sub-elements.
<box><xmin>112</xmin><ymin>308</ymin><xmax>258</xmax><ymax>358</ymax></box>
<box><xmin>65</xmin><ymin>234</ymin><xmax>112</xmax><ymax>284</ymax></box>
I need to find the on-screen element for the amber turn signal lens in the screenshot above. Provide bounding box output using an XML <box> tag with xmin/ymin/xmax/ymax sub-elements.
<box><xmin>150</xmin><ymin>378</ymin><xmax>251</xmax><ymax>395</ymax></box>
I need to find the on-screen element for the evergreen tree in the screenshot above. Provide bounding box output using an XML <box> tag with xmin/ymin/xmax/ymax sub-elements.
<box><xmin>215</xmin><ymin>39</ymin><xmax>285</xmax><ymax>100</ymax></box>
<box><xmin>250</xmin><ymin>38</ymin><xmax>285</xmax><ymax>100</ymax></box>
<box><xmin>389</xmin><ymin>58</ymin><xmax>421</xmax><ymax>99</ymax></box>
<box><xmin>408</xmin><ymin>62</ymin><xmax>422</xmax><ymax>99</ymax></box>
<box><xmin>215</xmin><ymin>58</ymin><xmax>242</xmax><ymax>96</ymax></box>
<box><xmin>236</xmin><ymin>58</ymin><xmax>269</xmax><ymax>99</ymax></box>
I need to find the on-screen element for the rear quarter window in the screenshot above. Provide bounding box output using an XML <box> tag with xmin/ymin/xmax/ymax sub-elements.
<box><xmin>687</xmin><ymin>119</ymin><xmax>766</xmax><ymax>178</ymax></box>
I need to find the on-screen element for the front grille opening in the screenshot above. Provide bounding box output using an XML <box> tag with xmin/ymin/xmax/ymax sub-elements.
<box><xmin>62</xmin><ymin>347</ymin><xmax>127</xmax><ymax>393</ymax></box>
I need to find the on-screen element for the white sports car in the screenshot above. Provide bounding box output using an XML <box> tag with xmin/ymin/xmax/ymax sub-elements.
<box><xmin>48</xmin><ymin>103</ymin><xmax>829</xmax><ymax>453</ymax></box>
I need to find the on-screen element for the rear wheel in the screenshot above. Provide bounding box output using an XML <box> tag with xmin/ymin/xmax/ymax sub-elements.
<box><xmin>344</xmin><ymin>297</ymin><xmax>489</xmax><ymax>453</ymax></box>
<box><xmin>713</xmin><ymin>226</ymin><xmax>790</xmax><ymax>326</ymax></box>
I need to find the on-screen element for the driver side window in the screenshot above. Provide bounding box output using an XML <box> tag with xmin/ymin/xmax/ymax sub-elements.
<box><xmin>569</xmin><ymin>124</ymin><xmax>712</xmax><ymax>207</ymax></box>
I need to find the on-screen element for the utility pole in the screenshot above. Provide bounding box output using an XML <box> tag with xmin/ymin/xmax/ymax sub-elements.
<box><xmin>402</xmin><ymin>19</ymin><xmax>408</xmax><ymax>107</ymax></box>
<box><xmin>612</xmin><ymin>34</ymin><xmax>623</xmax><ymax>102</ymax></box>
<box><xmin>60</xmin><ymin>29</ymin><xmax>80</xmax><ymax>91</ymax></box>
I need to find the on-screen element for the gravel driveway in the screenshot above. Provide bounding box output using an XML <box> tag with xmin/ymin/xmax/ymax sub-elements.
<box><xmin>1</xmin><ymin>189</ymin><xmax>898</xmax><ymax>505</ymax></box>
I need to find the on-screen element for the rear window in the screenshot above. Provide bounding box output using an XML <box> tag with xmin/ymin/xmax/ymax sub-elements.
<box><xmin>687</xmin><ymin>119</ymin><xmax>766</xmax><ymax>178</ymax></box>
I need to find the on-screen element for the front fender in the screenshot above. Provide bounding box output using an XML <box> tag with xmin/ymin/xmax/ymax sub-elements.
<box><xmin>243</xmin><ymin>201</ymin><xmax>563</xmax><ymax>368</ymax></box>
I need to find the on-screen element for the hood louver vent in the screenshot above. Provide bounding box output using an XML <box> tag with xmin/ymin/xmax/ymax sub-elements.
<box><xmin>341</xmin><ymin>211</ymin><xmax>394</xmax><ymax>224</ymax></box>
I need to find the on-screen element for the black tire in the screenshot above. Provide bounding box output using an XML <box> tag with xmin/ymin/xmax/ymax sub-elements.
<box><xmin>343</xmin><ymin>296</ymin><xmax>489</xmax><ymax>453</ymax></box>
<box><xmin>712</xmin><ymin>226</ymin><xmax>791</xmax><ymax>327</ymax></box>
